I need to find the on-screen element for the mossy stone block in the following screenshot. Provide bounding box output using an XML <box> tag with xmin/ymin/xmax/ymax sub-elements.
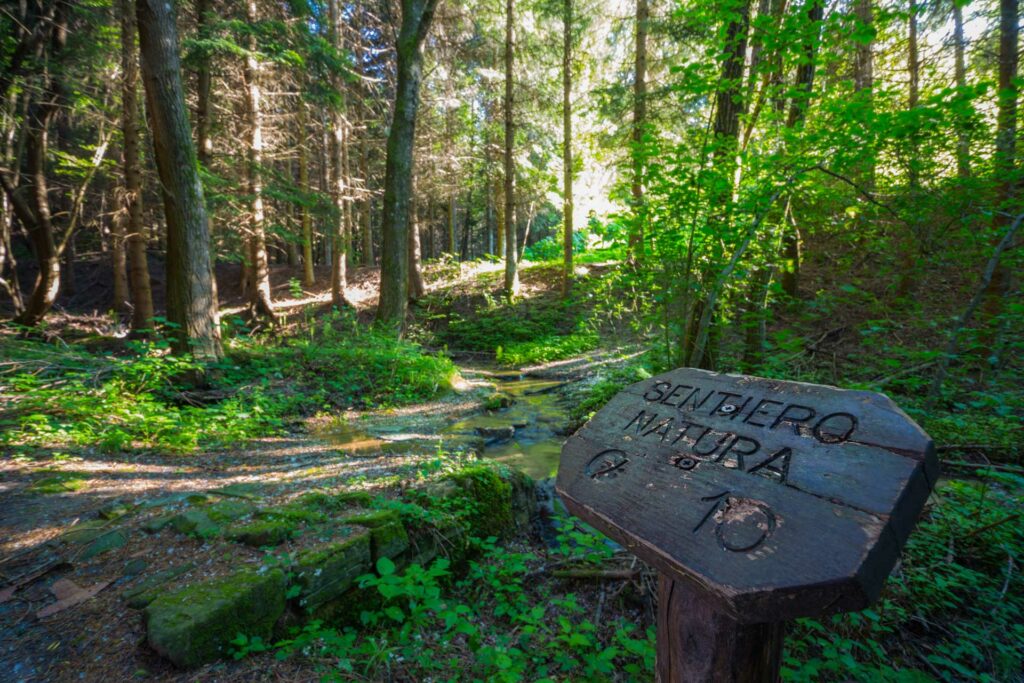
<box><xmin>125</xmin><ymin>562</ymin><xmax>195</xmax><ymax>609</ymax></box>
<box><xmin>340</xmin><ymin>509</ymin><xmax>399</xmax><ymax>529</ymax></box>
<box><xmin>294</xmin><ymin>532</ymin><xmax>371</xmax><ymax>613</ymax></box>
<box><xmin>370</xmin><ymin>520</ymin><xmax>409</xmax><ymax>563</ymax></box>
<box><xmin>505</xmin><ymin>468</ymin><xmax>537</xmax><ymax>530</ymax></box>
<box><xmin>60</xmin><ymin>520</ymin><xmax>110</xmax><ymax>544</ymax></box>
<box><xmin>447</xmin><ymin>465</ymin><xmax>514</xmax><ymax>539</ymax></box>
<box><xmin>80</xmin><ymin>528</ymin><xmax>128</xmax><ymax>560</ymax></box>
<box><xmin>143</xmin><ymin>514</ymin><xmax>176</xmax><ymax>534</ymax></box>
<box><xmin>145</xmin><ymin>568</ymin><xmax>285</xmax><ymax>668</ymax></box>
<box><xmin>204</xmin><ymin>499</ymin><xmax>255</xmax><ymax>524</ymax></box>
<box><xmin>170</xmin><ymin>510</ymin><xmax>220</xmax><ymax>539</ymax></box>
<box><xmin>228</xmin><ymin>520</ymin><xmax>293</xmax><ymax>547</ymax></box>
<box><xmin>256</xmin><ymin>504</ymin><xmax>326</xmax><ymax>525</ymax></box>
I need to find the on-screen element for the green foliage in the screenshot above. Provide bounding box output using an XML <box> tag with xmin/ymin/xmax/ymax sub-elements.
<box><xmin>497</xmin><ymin>330</ymin><xmax>599</xmax><ymax>367</ymax></box>
<box><xmin>783</xmin><ymin>476</ymin><xmax>1024</xmax><ymax>681</ymax></box>
<box><xmin>568</xmin><ymin>362</ymin><xmax>653</xmax><ymax>423</ymax></box>
<box><xmin>522</xmin><ymin>227</ymin><xmax>587</xmax><ymax>262</ymax></box>
<box><xmin>26</xmin><ymin>469</ymin><xmax>89</xmax><ymax>494</ymax></box>
<box><xmin>0</xmin><ymin>312</ymin><xmax>455</xmax><ymax>455</ymax></box>
<box><xmin>270</xmin><ymin>542</ymin><xmax>655</xmax><ymax>681</ymax></box>
<box><xmin>223</xmin><ymin>310</ymin><xmax>456</xmax><ymax>411</ymax></box>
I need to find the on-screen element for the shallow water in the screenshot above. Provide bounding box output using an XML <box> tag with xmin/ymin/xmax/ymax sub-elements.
<box><xmin>322</xmin><ymin>370</ymin><xmax>572</xmax><ymax>480</ymax></box>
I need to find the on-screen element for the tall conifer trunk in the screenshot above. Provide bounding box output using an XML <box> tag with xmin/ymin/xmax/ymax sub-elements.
<box><xmin>121</xmin><ymin>0</ymin><xmax>154</xmax><ymax>331</ymax></box>
<box><xmin>503</xmin><ymin>0</ymin><xmax>519</xmax><ymax>298</ymax></box>
<box><xmin>376</xmin><ymin>0</ymin><xmax>438</xmax><ymax>327</ymax></box>
<box><xmin>562</xmin><ymin>0</ymin><xmax>573</xmax><ymax>293</ymax></box>
<box><xmin>981</xmin><ymin>0</ymin><xmax>1018</xmax><ymax>350</ymax></box>
<box><xmin>628</xmin><ymin>0</ymin><xmax>647</xmax><ymax>262</ymax></box>
<box><xmin>137</xmin><ymin>0</ymin><xmax>222</xmax><ymax>359</ymax></box>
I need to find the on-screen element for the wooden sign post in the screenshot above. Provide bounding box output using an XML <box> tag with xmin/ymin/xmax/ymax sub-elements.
<box><xmin>556</xmin><ymin>368</ymin><xmax>937</xmax><ymax>683</ymax></box>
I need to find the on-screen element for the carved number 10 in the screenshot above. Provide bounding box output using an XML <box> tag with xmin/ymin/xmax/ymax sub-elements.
<box><xmin>693</xmin><ymin>490</ymin><xmax>776</xmax><ymax>553</ymax></box>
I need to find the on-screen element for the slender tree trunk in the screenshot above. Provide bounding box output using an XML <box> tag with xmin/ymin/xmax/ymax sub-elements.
<box><xmin>896</xmin><ymin>0</ymin><xmax>921</xmax><ymax>297</ymax></box>
<box><xmin>360</xmin><ymin>138</ymin><xmax>373</xmax><ymax>266</ymax></box>
<box><xmin>460</xmin><ymin>187</ymin><xmax>473</xmax><ymax>259</ymax></box>
<box><xmin>195</xmin><ymin>0</ymin><xmax>212</xmax><ymax>167</ymax></box>
<box><xmin>327</xmin><ymin>0</ymin><xmax>350</xmax><ymax>308</ymax></box>
<box><xmin>137</xmin><ymin>0</ymin><xmax>222</xmax><ymax>359</ymax></box>
<box><xmin>243</xmin><ymin>0</ymin><xmax>274</xmax><ymax>319</ymax></box>
<box><xmin>686</xmin><ymin>0</ymin><xmax>750</xmax><ymax>368</ymax></box>
<box><xmin>980</xmin><ymin>0</ymin><xmax>1018</xmax><ymax>349</ymax></box>
<box><xmin>503</xmin><ymin>0</ymin><xmax>519</xmax><ymax>299</ymax></box>
<box><xmin>10</xmin><ymin>5</ymin><xmax>68</xmax><ymax>327</ymax></box>
<box><xmin>376</xmin><ymin>0</ymin><xmax>438</xmax><ymax>327</ymax></box>
<box><xmin>121</xmin><ymin>0</ymin><xmax>154</xmax><ymax>330</ymax></box>
<box><xmin>297</xmin><ymin>99</ymin><xmax>315</xmax><ymax>286</ymax></box>
<box><xmin>628</xmin><ymin>0</ymin><xmax>647</xmax><ymax>262</ymax></box>
<box><xmin>447</xmin><ymin>194</ymin><xmax>457</xmax><ymax>255</ymax></box>
<box><xmin>562</xmin><ymin>0</ymin><xmax>573</xmax><ymax>294</ymax></box>
<box><xmin>111</xmin><ymin>203</ymin><xmax>130</xmax><ymax>313</ymax></box>
<box><xmin>853</xmin><ymin>0</ymin><xmax>875</xmax><ymax>189</ymax></box>
<box><xmin>779</xmin><ymin>0</ymin><xmax>823</xmax><ymax>299</ymax></box>
<box><xmin>408</xmin><ymin>185</ymin><xmax>425</xmax><ymax>301</ymax></box>
<box><xmin>952</xmin><ymin>1</ymin><xmax>971</xmax><ymax>178</ymax></box>
<box><xmin>342</xmin><ymin>114</ymin><xmax>354</xmax><ymax>270</ymax></box>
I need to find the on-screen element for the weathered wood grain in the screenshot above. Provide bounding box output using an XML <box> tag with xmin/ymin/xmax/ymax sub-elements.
<box><xmin>557</xmin><ymin>367</ymin><xmax>937</xmax><ymax>624</ymax></box>
<box><xmin>656</xmin><ymin>575</ymin><xmax>783</xmax><ymax>683</ymax></box>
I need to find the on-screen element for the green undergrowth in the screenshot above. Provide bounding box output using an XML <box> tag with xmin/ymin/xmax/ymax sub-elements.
<box><xmin>783</xmin><ymin>471</ymin><xmax>1024</xmax><ymax>682</ymax></box>
<box><xmin>0</xmin><ymin>312</ymin><xmax>456</xmax><ymax>455</ymax></box>
<box><xmin>247</xmin><ymin>530</ymin><xmax>655</xmax><ymax>681</ymax></box>
<box><xmin>431</xmin><ymin>271</ymin><xmax>604</xmax><ymax>366</ymax></box>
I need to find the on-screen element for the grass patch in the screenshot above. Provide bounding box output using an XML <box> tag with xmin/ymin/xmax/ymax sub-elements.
<box><xmin>496</xmin><ymin>331</ymin><xmax>599</xmax><ymax>367</ymax></box>
<box><xmin>27</xmin><ymin>469</ymin><xmax>89</xmax><ymax>494</ymax></box>
<box><xmin>0</xmin><ymin>312</ymin><xmax>456</xmax><ymax>455</ymax></box>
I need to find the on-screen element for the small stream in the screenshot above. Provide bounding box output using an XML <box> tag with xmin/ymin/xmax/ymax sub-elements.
<box><xmin>321</xmin><ymin>370</ymin><xmax>573</xmax><ymax>481</ymax></box>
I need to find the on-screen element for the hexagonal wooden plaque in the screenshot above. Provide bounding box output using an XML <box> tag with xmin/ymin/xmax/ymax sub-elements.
<box><xmin>556</xmin><ymin>368</ymin><xmax>937</xmax><ymax>624</ymax></box>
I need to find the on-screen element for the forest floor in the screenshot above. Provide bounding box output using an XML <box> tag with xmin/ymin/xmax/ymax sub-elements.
<box><xmin>1</xmin><ymin>249</ymin><xmax>1023</xmax><ymax>682</ymax></box>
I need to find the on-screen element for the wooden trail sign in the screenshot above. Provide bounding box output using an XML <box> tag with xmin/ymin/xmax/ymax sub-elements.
<box><xmin>556</xmin><ymin>368</ymin><xmax>937</xmax><ymax>682</ymax></box>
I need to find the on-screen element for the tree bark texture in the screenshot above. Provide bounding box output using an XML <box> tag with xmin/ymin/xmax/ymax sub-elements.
<box><xmin>376</xmin><ymin>0</ymin><xmax>438</xmax><ymax>327</ymax></box>
<box><xmin>244</xmin><ymin>0</ymin><xmax>275</xmax><ymax>319</ymax></box>
<box><xmin>980</xmin><ymin>0</ymin><xmax>1018</xmax><ymax>344</ymax></box>
<box><xmin>121</xmin><ymin>0</ymin><xmax>154</xmax><ymax>331</ymax></box>
<box><xmin>503</xmin><ymin>0</ymin><xmax>519</xmax><ymax>298</ymax></box>
<box><xmin>137</xmin><ymin>0</ymin><xmax>222</xmax><ymax>359</ymax></box>
<box><xmin>562</xmin><ymin>0</ymin><xmax>573</xmax><ymax>292</ymax></box>
<box><xmin>628</xmin><ymin>0</ymin><xmax>647</xmax><ymax>261</ymax></box>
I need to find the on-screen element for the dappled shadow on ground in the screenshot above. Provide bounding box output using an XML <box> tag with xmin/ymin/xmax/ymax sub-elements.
<box><xmin>0</xmin><ymin>432</ymin><xmax>448</xmax><ymax>682</ymax></box>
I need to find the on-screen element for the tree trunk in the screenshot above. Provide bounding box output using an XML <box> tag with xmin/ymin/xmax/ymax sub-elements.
<box><xmin>562</xmin><ymin>0</ymin><xmax>574</xmax><ymax>294</ymax></box>
<box><xmin>447</xmin><ymin>194</ymin><xmax>457</xmax><ymax>255</ymax></box>
<box><xmin>460</xmin><ymin>187</ymin><xmax>473</xmax><ymax>260</ymax></box>
<box><xmin>408</xmin><ymin>192</ymin><xmax>425</xmax><ymax>301</ymax></box>
<box><xmin>244</xmin><ymin>0</ymin><xmax>274</xmax><ymax>320</ymax></box>
<box><xmin>328</xmin><ymin>0</ymin><xmax>350</xmax><ymax>309</ymax></box>
<box><xmin>980</xmin><ymin>0</ymin><xmax>1018</xmax><ymax>349</ymax></box>
<box><xmin>503</xmin><ymin>0</ymin><xmax>519</xmax><ymax>299</ymax></box>
<box><xmin>896</xmin><ymin>0</ymin><xmax>921</xmax><ymax>297</ymax></box>
<box><xmin>297</xmin><ymin>99</ymin><xmax>315</xmax><ymax>286</ymax></box>
<box><xmin>779</xmin><ymin>0</ymin><xmax>822</xmax><ymax>299</ymax></box>
<box><xmin>137</xmin><ymin>0</ymin><xmax>222</xmax><ymax>359</ymax></box>
<box><xmin>853</xmin><ymin>0</ymin><xmax>874</xmax><ymax>189</ymax></box>
<box><xmin>952</xmin><ymin>1</ymin><xmax>970</xmax><ymax>178</ymax></box>
<box><xmin>628</xmin><ymin>0</ymin><xmax>647</xmax><ymax>262</ymax></box>
<box><xmin>111</xmin><ymin>31</ymin><xmax>130</xmax><ymax>321</ymax></box>
<box><xmin>360</xmin><ymin>138</ymin><xmax>374</xmax><ymax>266</ymax></box>
<box><xmin>195</xmin><ymin>0</ymin><xmax>213</xmax><ymax>167</ymax></box>
<box><xmin>376</xmin><ymin>0</ymin><xmax>438</xmax><ymax>327</ymax></box>
<box><xmin>10</xmin><ymin>5</ymin><xmax>68</xmax><ymax>327</ymax></box>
